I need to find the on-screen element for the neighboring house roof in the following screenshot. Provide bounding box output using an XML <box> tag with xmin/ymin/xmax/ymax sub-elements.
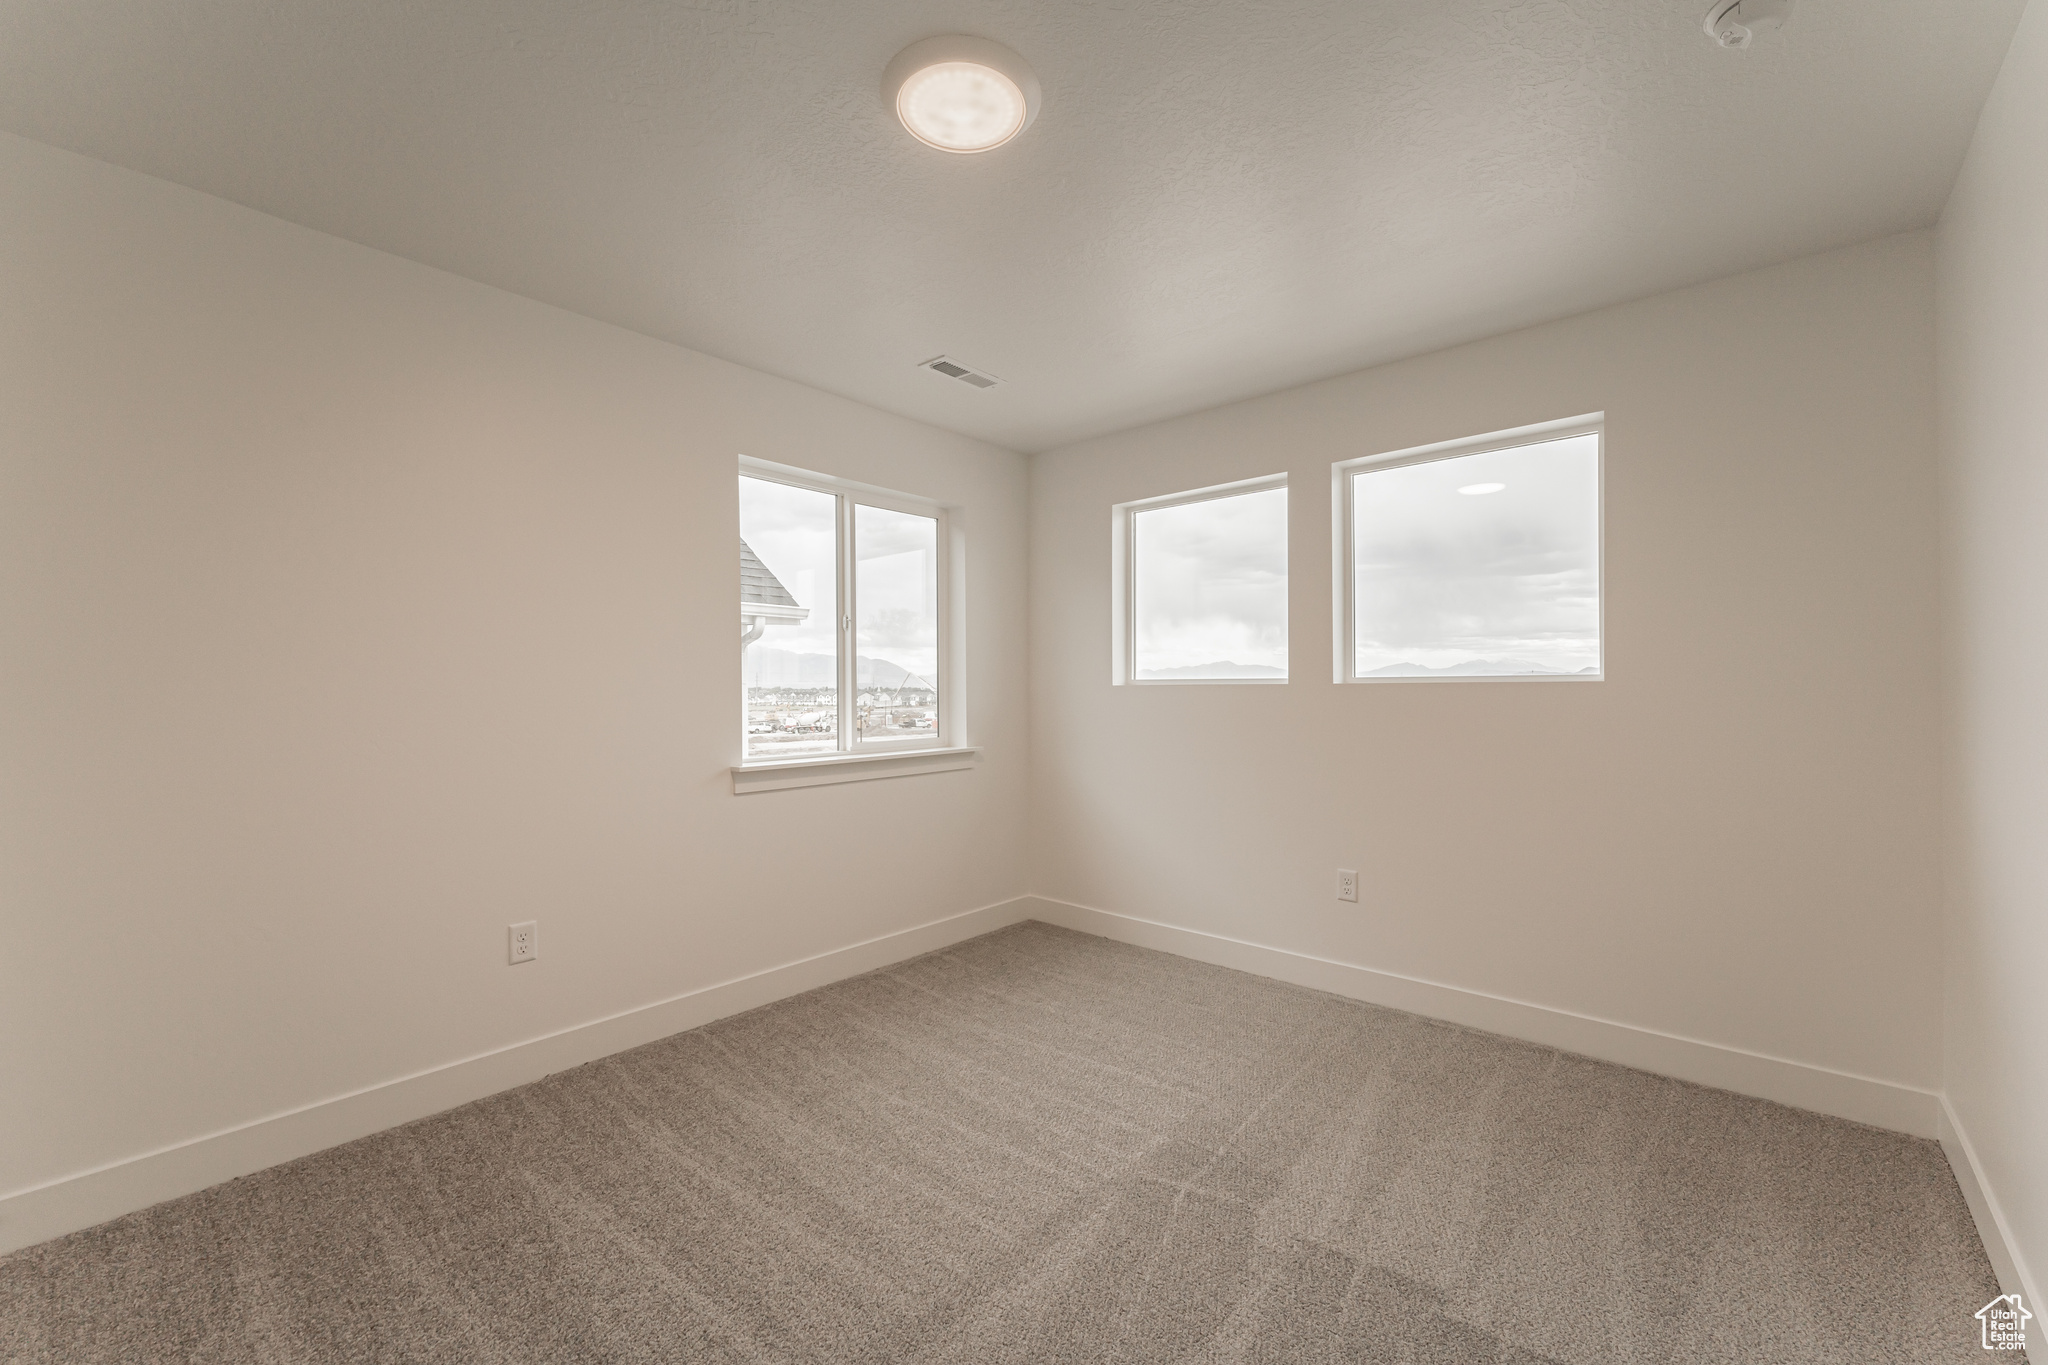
<box><xmin>741</xmin><ymin>539</ymin><xmax>809</xmax><ymax>622</ymax></box>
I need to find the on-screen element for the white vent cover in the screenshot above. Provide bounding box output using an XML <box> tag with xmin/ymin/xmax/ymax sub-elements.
<box><xmin>919</xmin><ymin>355</ymin><xmax>1001</xmax><ymax>389</ymax></box>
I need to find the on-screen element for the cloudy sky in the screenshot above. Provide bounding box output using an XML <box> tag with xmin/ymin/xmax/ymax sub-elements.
<box><xmin>740</xmin><ymin>475</ymin><xmax>837</xmax><ymax>664</ymax></box>
<box><xmin>854</xmin><ymin>503</ymin><xmax>938</xmax><ymax>686</ymax></box>
<box><xmin>739</xmin><ymin>476</ymin><xmax>939</xmax><ymax>686</ymax></box>
<box><xmin>752</xmin><ymin>438</ymin><xmax>1594</xmax><ymax>690</ymax></box>
<box><xmin>1133</xmin><ymin>485</ymin><xmax>1289</xmax><ymax>678</ymax></box>
<box><xmin>1352</xmin><ymin>433</ymin><xmax>1600</xmax><ymax>674</ymax></box>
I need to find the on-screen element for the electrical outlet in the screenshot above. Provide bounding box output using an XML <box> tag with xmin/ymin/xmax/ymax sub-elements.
<box><xmin>508</xmin><ymin>921</ymin><xmax>538</xmax><ymax>965</ymax></box>
<box><xmin>1336</xmin><ymin>870</ymin><xmax>1358</xmax><ymax>903</ymax></box>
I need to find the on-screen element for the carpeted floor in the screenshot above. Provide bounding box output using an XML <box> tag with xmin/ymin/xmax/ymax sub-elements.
<box><xmin>0</xmin><ymin>921</ymin><xmax>2011</xmax><ymax>1363</ymax></box>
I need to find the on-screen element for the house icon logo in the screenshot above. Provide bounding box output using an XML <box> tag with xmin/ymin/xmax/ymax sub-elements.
<box><xmin>1977</xmin><ymin>1294</ymin><xmax>2030</xmax><ymax>1352</ymax></box>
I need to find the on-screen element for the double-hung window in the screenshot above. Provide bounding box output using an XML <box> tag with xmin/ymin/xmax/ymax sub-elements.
<box><xmin>738</xmin><ymin>460</ymin><xmax>948</xmax><ymax>761</ymax></box>
<box><xmin>1335</xmin><ymin>415</ymin><xmax>1602</xmax><ymax>682</ymax></box>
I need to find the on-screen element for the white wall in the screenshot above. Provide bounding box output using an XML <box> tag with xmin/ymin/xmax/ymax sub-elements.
<box><xmin>0</xmin><ymin>132</ymin><xmax>1030</xmax><ymax>1246</ymax></box>
<box><xmin>1936</xmin><ymin>0</ymin><xmax>2047</xmax><ymax>1308</ymax></box>
<box><xmin>1031</xmin><ymin>233</ymin><xmax>1943</xmax><ymax>1110</ymax></box>
<box><xmin>4</xmin><ymin>102</ymin><xmax>2017</xmax><ymax>1272</ymax></box>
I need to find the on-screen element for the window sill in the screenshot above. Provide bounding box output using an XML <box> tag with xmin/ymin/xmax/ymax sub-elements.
<box><xmin>731</xmin><ymin>746</ymin><xmax>980</xmax><ymax>795</ymax></box>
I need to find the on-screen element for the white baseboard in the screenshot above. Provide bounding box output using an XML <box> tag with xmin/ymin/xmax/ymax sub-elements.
<box><xmin>1940</xmin><ymin>1095</ymin><xmax>2041</xmax><ymax>1316</ymax></box>
<box><xmin>0</xmin><ymin>896</ymin><xmax>1035</xmax><ymax>1257</ymax></box>
<box><xmin>2</xmin><ymin>895</ymin><xmax>1977</xmax><ymax>1267</ymax></box>
<box><xmin>1021</xmin><ymin>897</ymin><xmax>1943</xmax><ymax>1139</ymax></box>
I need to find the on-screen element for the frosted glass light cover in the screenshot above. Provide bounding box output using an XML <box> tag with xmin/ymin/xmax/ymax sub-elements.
<box><xmin>897</xmin><ymin>61</ymin><xmax>1027</xmax><ymax>152</ymax></box>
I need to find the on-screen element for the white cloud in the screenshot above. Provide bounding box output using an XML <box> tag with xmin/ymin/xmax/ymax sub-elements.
<box><xmin>856</xmin><ymin>506</ymin><xmax>938</xmax><ymax>681</ymax></box>
<box><xmin>741</xmin><ymin>475</ymin><xmax>837</xmax><ymax>661</ymax></box>
<box><xmin>1134</xmin><ymin>485</ymin><xmax>1289</xmax><ymax>675</ymax></box>
<box><xmin>1352</xmin><ymin>434</ymin><xmax>1599</xmax><ymax>673</ymax></box>
<box><xmin>739</xmin><ymin>482</ymin><xmax>942</xmax><ymax>684</ymax></box>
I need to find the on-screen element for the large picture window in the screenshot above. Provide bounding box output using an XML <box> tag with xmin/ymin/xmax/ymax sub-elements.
<box><xmin>739</xmin><ymin>463</ymin><xmax>946</xmax><ymax>760</ymax></box>
<box><xmin>1336</xmin><ymin>416</ymin><xmax>1601</xmax><ymax>682</ymax></box>
<box><xmin>1113</xmin><ymin>475</ymin><xmax>1288</xmax><ymax>683</ymax></box>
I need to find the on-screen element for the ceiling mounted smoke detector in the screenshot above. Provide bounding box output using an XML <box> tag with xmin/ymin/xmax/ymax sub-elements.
<box><xmin>884</xmin><ymin>36</ymin><xmax>1040</xmax><ymax>153</ymax></box>
<box><xmin>1704</xmin><ymin>0</ymin><xmax>1794</xmax><ymax>48</ymax></box>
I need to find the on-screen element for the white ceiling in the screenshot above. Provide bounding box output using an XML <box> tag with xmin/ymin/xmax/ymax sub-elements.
<box><xmin>0</xmin><ymin>1</ymin><xmax>2024</xmax><ymax>452</ymax></box>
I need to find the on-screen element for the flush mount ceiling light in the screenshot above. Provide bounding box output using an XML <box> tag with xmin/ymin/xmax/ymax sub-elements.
<box><xmin>1459</xmin><ymin>483</ymin><xmax>1507</xmax><ymax>496</ymax></box>
<box><xmin>884</xmin><ymin>36</ymin><xmax>1040</xmax><ymax>153</ymax></box>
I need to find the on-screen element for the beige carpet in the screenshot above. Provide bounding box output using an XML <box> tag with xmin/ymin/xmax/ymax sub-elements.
<box><xmin>0</xmin><ymin>922</ymin><xmax>2011</xmax><ymax>1363</ymax></box>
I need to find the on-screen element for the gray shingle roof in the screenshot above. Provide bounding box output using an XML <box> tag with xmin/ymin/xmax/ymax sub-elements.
<box><xmin>741</xmin><ymin>539</ymin><xmax>803</xmax><ymax>611</ymax></box>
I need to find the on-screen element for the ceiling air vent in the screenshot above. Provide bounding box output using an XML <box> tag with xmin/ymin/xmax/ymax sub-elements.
<box><xmin>920</xmin><ymin>355</ymin><xmax>1001</xmax><ymax>389</ymax></box>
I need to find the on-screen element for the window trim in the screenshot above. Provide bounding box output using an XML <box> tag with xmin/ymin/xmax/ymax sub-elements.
<box><xmin>1111</xmin><ymin>472</ymin><xmax>1290</xmax><ymax>687</ymax></box>
<box><xmin>730</xmin><ymin>745</ymin><xmax>981</xmax><ymax>795</ymax></box>
<box><xmin>1332</xmin><ymin>413</ymin><xmax>1605</xmax><ymax>685</ymax></box>
<box><xmin>736</xmin><ymin>456</ymin><xmax>955</xmax><ymax>769</ymax></box>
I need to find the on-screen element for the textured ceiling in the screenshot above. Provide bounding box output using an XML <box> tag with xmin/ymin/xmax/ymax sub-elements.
<box><xmin>0</xmin><ymin>0</ymin><xmax>2025</xmax><ymax>451</ymax></box>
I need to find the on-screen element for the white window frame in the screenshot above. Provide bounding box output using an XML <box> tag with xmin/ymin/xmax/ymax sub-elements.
<box><xmin>1111</xmin><ymin>472</ymin><xmax>1290</xmax><ymax>686</ymax></box>
<box><xmin>1332</xmin><ymin>413</ymin><xmax>1604</xmax><ymax>685</ymax></box>
<box><xmin>734</xmin><ymin>457</ymin><xmax>972</xmax><ymax>792</ymax></box>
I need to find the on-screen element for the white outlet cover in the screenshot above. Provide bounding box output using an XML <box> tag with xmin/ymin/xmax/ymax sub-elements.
<box><xmin>1337</xmin><ymin>870</ymin><xmax>1359</xmax><ymax>903</ymax></box>
<box><xmin>508</xmin><ymin>921</ymin><xmax>538</xmax><ymax>964</ymax></box>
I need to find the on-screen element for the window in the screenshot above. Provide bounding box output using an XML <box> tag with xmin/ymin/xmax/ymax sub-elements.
<box><xmin>1113</xmin><ymin>476</ymin><xmax>1288</xmax><ymax>683</ymax></box>
<box><xmin>1336</xmin><ymin>416</ymin><xmax>1601</xmax><ymax>682</ymax></box>
<box><xmin>739</xmin><ymin>462</ymin><xmax>947</xmax><ymax>761</ymax></box>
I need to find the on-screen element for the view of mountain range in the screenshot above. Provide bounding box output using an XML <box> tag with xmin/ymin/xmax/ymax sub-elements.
<box><xmin>1361</xmin><ymin>658</ymin><xmax>1597</xmax><ymax>677</ymax></box>
<box><xmin>743</xmin><ymin>648</ymin><xmax>931</xmax><ymax>689</ymax></box>
<box><xmin>748</xmin><ymin>652</ymin><xmax>1595</xmax><ymax>685</ymax></box>
<box><xmin>1133</xmin><ymin>659</ymin><xmax>1598</xmax><ymax>679</ymax></box>
<box><xmin>1136</xmin><ymin>662</ymin><xmax>1287</xmax><ymax>679</ymax></box>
